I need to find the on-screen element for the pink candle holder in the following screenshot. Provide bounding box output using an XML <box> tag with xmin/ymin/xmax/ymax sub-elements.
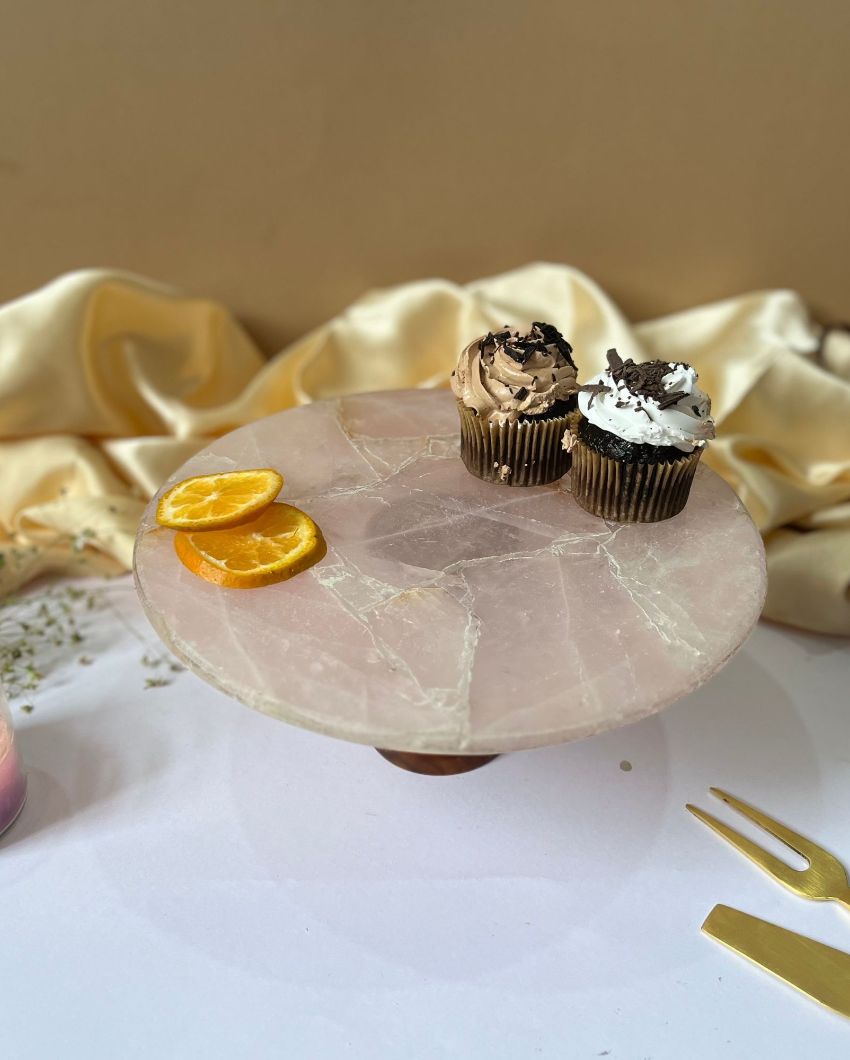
<box><xmin>0</xmin><ymin>691</ymin><xmax>27</xmax><ymax>838</ymax></box>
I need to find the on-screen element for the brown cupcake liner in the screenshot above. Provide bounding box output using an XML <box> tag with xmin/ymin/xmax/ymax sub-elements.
<box><xmin>569</xmin><ymin>435</ymin><xmax>702</xmax><ymax>522</ymax></box>
<box><xmin>457</xmin><ymin>401</ymin><xmax>572</xmax><ymax>487</ymax></box>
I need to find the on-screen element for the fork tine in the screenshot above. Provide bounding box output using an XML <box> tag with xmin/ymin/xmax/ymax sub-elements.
<box><xmin>709</xmin><ymin>788</ymin><xmax>826</xmax><ymax>864</ymax></box>
<box><xmin>686</xmin><ymin>804</ymin><xmax>808</xmax><ymax>894</ymax></box>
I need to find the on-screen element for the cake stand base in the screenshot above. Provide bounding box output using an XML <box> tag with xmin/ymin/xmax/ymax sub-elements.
<box><xmin>375</xmin><ymin>749</ymin><xmax>499</xmax><ymax>775</ymax></box>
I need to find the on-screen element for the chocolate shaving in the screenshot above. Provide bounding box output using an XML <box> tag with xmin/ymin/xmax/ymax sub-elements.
<box><xmin>532</xmin><ymin>321</ymin><xmax>576</xmax><ymax>367</ymax></box>
<box><xmin>480</xmin><ymin>322</ymin><xmax>576</xmax><ymax>369</ymax></box>
<box><xmin>607</xmin><ymin>348</ymin><xmax>624</xmax><ymax>372</ymax></box>
<box><xmin>478</xmin><ymin>332</ymin><xmax>496</xmax><ymax>357</ymax></box>
<box><xmin>656</xmin><ymin>389</ymin><xmax>687</xmax><ymax>410</ymax></box>
<box><xmin>503</xmin><ymin>342</ymin><xmax>528</xmax><ymax>363</ymax></box>
<box><xmin>514</xmin><ymin>386</ymin><xmax>529</xmax><ymax>402</ymax></box>
<box><xmin>577</xmin><ymin>382</ymin><xmax>609</xmax><ymax>410</ymax></box>
<box><xmin>604</xmin><ymin>351</ymin><xmax>694</xmax><ymax>406</ymax></box>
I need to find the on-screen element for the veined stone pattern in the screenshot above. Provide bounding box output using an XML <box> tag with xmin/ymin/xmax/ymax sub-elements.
<box><xmin>135</xmin><ymin>390</ymin><xmax>766</xmax><ymax>754</ymax></box>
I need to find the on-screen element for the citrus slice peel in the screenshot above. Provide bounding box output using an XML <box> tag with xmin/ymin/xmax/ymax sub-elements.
<box><xmin>156</xmin><ymin>468</ymin><xmax>283</xmax><ymax>531</ymax></box>
<box><xmin>173</xmin><ymin>502</ymin><xmax>326</xmax><ymax>588</ymax></box>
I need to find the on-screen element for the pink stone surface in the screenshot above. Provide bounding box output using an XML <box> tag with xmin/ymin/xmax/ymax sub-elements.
<box><xmin>134</xmin><ymin>390</ymin><xmax>767</xmax><ymax>754</ymax></box>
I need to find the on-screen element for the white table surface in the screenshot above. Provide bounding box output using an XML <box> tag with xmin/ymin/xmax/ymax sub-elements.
<box><xmin>1</xmin><ymin>575</ymin><xmax>848</xmax><ymax>1059</ymax></box>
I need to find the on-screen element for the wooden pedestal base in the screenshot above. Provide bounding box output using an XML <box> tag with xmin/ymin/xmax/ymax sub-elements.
<box><xmin>375</xmin><ymin>749</ymin><xmax>499</xmax><ymax>775</ymax></box>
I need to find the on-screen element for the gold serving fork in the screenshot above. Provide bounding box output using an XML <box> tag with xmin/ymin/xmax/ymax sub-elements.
<box><xmin>687</xmin><ymin>788</ymin><xmax>850</xmax><ymax>913</ymax></box>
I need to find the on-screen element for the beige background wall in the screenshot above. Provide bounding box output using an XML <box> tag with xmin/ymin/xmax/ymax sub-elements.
<box><xmin>1</xmin><ymin>1</ymin><xmax>848</xmax><ymax>351</ymax></box>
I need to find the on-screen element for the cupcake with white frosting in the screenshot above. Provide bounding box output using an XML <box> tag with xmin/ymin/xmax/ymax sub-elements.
<box><xmin>451</xmin><ymin>322</ymin><xmax>578</xmax><ymax>486</ymax></box>
<box><xmin>565</xmin><ymin>348</ymin><xmax>715</xmax><ymax>521</ymax></box>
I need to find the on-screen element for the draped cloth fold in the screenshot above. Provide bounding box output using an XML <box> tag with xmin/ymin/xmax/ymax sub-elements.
<box><xmin>1</xmin><ymin>265</ymin><xmax>847</xmax><ymax>634</ymax></box>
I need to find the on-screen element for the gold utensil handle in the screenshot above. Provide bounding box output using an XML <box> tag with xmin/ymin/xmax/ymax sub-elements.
<box><xmin>703</xmin><ymin>905</ymin><xmax>850</xmax><ymax>1020</ymax></box>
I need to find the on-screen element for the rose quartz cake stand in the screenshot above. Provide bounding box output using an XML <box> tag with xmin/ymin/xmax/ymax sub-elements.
<box><xmin>134</xmin><ymin>390</ymin><xmax>767</xmax><ymax>775</ymax></box>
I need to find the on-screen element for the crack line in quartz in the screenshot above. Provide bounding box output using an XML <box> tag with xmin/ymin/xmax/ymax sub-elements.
<box><xmin>138</xmin><ymin>398</ymin><xmax>763</xmax><ymax>754</ymax></box>
<box><xmin>343</xmin><ymin>429</ymin><xmax>429</xmax><ymax>480</ymax></box>
<box><xmin>289</xmin><ymin>484</ymin><xmax>609</xmax><ymax>554</ymax></box>
<box><xmin>332</xmin><ymin>399</ymin><xmax>428</xmax><ymax>483</ymax></box>
<box><xmin>312</xmin><ymin>551</ymin><xmax>471</xmax><ymax>727</ymax></box>
<box><xmin>447</xmin><ymin>568</ymin><xmax>484</xmax><ymax>748</ymax></box>
<box><xmin>313</xmin><ymin>535</ymin><xmax>479</xmax><ymax>731</ymax></box>
<box><xmin>597</xmin><ymin>539</ymin><xmax>707</xmax><ymax>658</ymax></box>
<box><xmin>439</xmin><ymin>534</ymin><xmax>599</xmax><ymax>578</ymax></box>
<box><xmin>211</xmin><ymin>575</ymin><xmax>270</xmax><ymax>696</ymax></box>
<box><xmin>314</xmin><ymin>549</ymin><xmax>416</xmax><ymax>611</ymax></box>
<box><xmin>614</xmin><ymin>545</ymin><xmax>711</xmax><ymax>655</ymax></box>
<box><xmin>553</xmin><ymin>549</ymin><xmax>599</xmax><ymax>713</ymax></box>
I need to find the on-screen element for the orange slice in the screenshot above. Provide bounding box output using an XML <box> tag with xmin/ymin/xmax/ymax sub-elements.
<box><xmin>174</xmin><ymin>502</ymin><xmax>327</xmax><ymax>588</ymax></box>
<box><xmin>156</xmin><ymin>469</ymin><xmax>283</xmax><ymax>531</ymax></box>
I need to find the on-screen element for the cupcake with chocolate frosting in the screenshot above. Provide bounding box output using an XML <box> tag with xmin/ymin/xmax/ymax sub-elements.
<box><xmin>566</xmin><ymin>348</ymin><xmax>715</xmax><ymax>521</ymax></box>
<box><xmin>451</xmin><ymin>322</ymin><xmax>578</xmax><ymax>486</ymax></box>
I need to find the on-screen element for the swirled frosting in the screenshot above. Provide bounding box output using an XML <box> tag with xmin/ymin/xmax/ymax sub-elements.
<box><xmin>451</xmin><ymin>323</ymin><xmax>578</xmax><ymax>425</ymax></box>
<box><xmin>577</xmin><ymin>349</ymin><xmax>715</xmax><ymax>452</ymax></box>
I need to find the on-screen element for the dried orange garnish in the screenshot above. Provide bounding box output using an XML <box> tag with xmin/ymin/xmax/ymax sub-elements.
<box><xmin>173</xmin><ymin>502</ymin><xmax>326</xmax><ymax>588</ymax></box>
<box><xmin>156</xmin><ymin>469</ymin><xmax>283</xmax><ymax>531</ymax></box>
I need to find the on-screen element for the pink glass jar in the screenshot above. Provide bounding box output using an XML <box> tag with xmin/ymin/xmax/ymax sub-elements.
<box><xmin>0</xmin><ymin>691</ymin><xmax>26</xmax><ymax>838</ymax></box>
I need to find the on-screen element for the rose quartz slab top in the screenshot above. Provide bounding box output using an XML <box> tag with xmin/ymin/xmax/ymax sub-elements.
<box><xmin>134</xmin><ymin>390</ymin><xmax>767</xmax><ymax>755</ymax></box>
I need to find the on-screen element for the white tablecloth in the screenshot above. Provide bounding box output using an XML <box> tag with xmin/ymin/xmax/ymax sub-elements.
<box><xmin>2</xmin><ymin>576</ymin><xmax>848</xmax><ymax>1058</ymax></box>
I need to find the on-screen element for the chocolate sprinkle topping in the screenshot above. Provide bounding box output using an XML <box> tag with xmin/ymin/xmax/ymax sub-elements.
<box><xmin>605</xmin><ymin>348</ymin><xmax>690</xmax><ymax>407</ymax></box>
<box><xmin>479</xmin><ymin>322</ymin><xmax>576</xmax><ymax>369</ymax></box>
<box><xmin>606</xmin><ymin>348</ymin><xmax>624</xmax><ymax>372</ymax></box>
<box><xmin>503</xmin><ymin>342</ymin><xmax>528</xmax><ymax>363</ymax></box>
<box><xmin>577</xmin><ymin>381</ymin><xmax>609</xmax><ymax>410</ymax></box>
<box><xmin>656</xmin><ymin>389</ymin><xmax>687</xmax><ymax>410</ymax></box>
<box><xmin>514</xmin><ymin>386</ymin><xmax>529</xmax><ymax>402</ymax></box>
<box><xmin>532</xmin><ymin>321</ymin><xmax>576</xmax><ymax>368</ymax></box>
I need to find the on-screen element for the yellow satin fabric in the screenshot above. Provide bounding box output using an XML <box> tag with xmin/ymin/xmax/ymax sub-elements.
<box><xmin>1</xmin><ymin>265</ymin><xmax>847</xmax><ymax>634</ymax></box>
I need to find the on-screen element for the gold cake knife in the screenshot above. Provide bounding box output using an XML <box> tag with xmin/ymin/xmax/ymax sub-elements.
<box><xmin>702</xmin><ymin>905</ymin><xmax>850</xmax><ymax>1019</ymax></box>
